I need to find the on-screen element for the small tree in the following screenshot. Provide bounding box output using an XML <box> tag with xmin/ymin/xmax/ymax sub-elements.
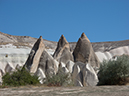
<box><xmin>2</xmin><ymin>67</ymin><xmax>39</xmax><ymax>86</ymax></box>
<box><xmin>98</xmin><ymin>55</ymin><xmax>129</xmax><ymax>85</ymax></box>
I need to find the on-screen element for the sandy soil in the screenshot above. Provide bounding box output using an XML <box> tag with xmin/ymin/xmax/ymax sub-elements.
<box><xmin>0</xmin><ymin>86</ymin><xmax>129</xmax><ymax>96</ymax></box>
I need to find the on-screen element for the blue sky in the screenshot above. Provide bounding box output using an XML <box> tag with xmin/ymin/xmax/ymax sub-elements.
<box><xmin>0</xmin><ymin>0</ymin><xmax>129</xmax><ymax>42</ymax></box>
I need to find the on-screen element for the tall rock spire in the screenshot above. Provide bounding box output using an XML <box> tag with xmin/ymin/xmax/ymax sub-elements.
<box><xmin>53</xmin><ymin>35</ymin><xmax>73</xmax><ymax>64</ymax></box>
<box><xmin>81</xmin><ymin>32</ymin><xmax>90</xmax><ymax>42</ymax></box>
<box><xmin>25</xmin><ymin>36</ymin><xmax>58</xmax><ymax>77</ymax></box>
<box><xmin>25</xmin><ymin>36</ymin><xmax>45</xmax><ymax>73</ymax></box>
<box><xmin>73</xmin><ymin>33</ymin><xmax>100</xmax><ymax>68</ymax></box>
<box><xmin>58</xmin><ymin>35</ymin><xmax>69</xmax><ymax>48</ymax></box>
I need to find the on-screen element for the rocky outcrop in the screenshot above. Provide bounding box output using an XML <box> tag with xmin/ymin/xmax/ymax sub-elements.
<box><xmin>72</xmin><ymin>61</ymin><xmax>98</xmax><ymax>86</ymax></box>
<box><xmin>73</xmin><ymin>33</ymin><xmax>100</xmax><ymax>68</ymax></box>
<box><xmin>34</xmin><ymin>67</ymin><xmax>46</xmax><ymax>84</ymax></box>
<box><xmin>72</xmin><ymin>62</ymin><xmax>83</xmax><ymax>87</ymax></box>
<box><xmin>38</xmin><ymin>50</ymin><xmax>58</xmax><ymax>76</ymax></box>
<box><xmin>1</xmin><ymin>32</ymin><xmax>129</xmax><ymax>87</ymax></box>
<box><xmin>53</xmin><ymin>35</ymin><xmax>73</xmax><ymax>64</ymax></box>
<box><xmin>25</xmin><ymin>36</ymin><xmax>59</xmax><ymax>83</ymax></box>
<box><xmin>25</xmin><ymin>36</ymin><xmax>45</xmax><ymax>73</ymax></box>
<box><xmin>25</xmin><ymin>34</ymin><xmax>99</xmax><ymax>86</ymax></box>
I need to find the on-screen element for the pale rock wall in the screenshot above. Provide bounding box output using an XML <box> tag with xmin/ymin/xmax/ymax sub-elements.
<box><xmin>0</xmin><ymin>44</ymin><xmax>129</xmax><ymax>85</ymax></box>
<box><xmin>0</xmin><ymin>46</ymin><xmax>31</xmax><ymax>83</ymax></box>
<box><xmin>0</xmin><ymin>47</ymin><xmax>31</xmax><ymax>73</ymax></box>
<box><xmin>95</xmin><ymin>46</ymin><xmax>129</xmax><ymax>62</ymax></box>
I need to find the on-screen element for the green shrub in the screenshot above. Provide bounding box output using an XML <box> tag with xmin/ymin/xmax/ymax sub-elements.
<box><xmin>2</xmin><ymin>67</ymin><xmax>39</xmax><ymax>86</ymax></box>
<box><xmin>98</xmin><ymin>55</ymin><xmax>129</xmax><ymax>85</ymax></box>
<box><xmin>44</xmin><ymin>69</ymin><xmax>73</xmax><ymax>86</ymax></box>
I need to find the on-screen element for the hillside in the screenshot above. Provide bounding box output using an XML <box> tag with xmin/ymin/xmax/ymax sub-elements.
<box><xmin>0</xmin><ymin>31</ymin><xmax>129</xmax><ymax>86</ymax></box>
<box><xmin>0</xmin><ymin>32</ymin><xmax>129</xmax><ymax>52</ymax></box>
<box><xmin>0</xmin><ymin>32</ymin><xmax>57</xmax><ymax>49</ymax></box>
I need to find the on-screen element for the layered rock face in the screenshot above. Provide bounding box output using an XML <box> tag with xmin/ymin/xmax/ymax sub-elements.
<box><xmin>73</xmin><ymin>33</ymin><xmax>100</xmax><ymax>68</ymax></box>
<box><xmin>95</xmin><ymin>46</ymin><xmax>129</xmax><ymax>62</ymax></box>
<box><xmin>0</xmin><ymin>44</ymin><xmax>30</xmax><ymax>84</ymax></box>
<box><xmin>53</xmin><ymin>35</ymin><xmax>73</xmax><ymax>64</ymax></box>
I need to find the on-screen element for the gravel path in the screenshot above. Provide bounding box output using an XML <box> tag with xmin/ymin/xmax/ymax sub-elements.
<box><xmin>0</xmin><ymin>86</ymin><xmax>129</xmax><ymax>96</ymax></box>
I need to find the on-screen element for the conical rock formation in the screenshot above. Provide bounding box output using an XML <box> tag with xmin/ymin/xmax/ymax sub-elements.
<box><xmin>25</xmin><ymin>36</ymin><xmax>59</xmax><ymax>83</ymax></box>
<box><xmin>25</xmin><ymin>36</ymin><xmax>45</xmax><ymax>73</ymax></box>
<box><xmin>53</xmin><ymin>35</ymin><xmax>73</xmax><ymax>64</ymax></box>
<box><xmin>73</xmin><ymin>33</ymin><xmax>100</xmax><ymax>68</ymax></box>
<box><xmin>24</xmin><ymin>34</ymin><xmax>99</xmax><ymax>86</ymax></box>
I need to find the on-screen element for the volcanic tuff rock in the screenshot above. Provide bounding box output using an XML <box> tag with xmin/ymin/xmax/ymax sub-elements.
<box><xmin>1</xmin><ymin>31</ymin><xmax>129</xmax><ymax>86</ymax></box>
<box><xmin>25</xmin><ymin>36</ymin><xmax>58</xmax><ymax>81</ymax></box>
<box><xmin>38</xmin><ymin>50</ymin><xmax>58</xmax><ymax>76</ymax></box>
<box><xmin>66</xmin><ymin>60</ymin><xmax>75</xmax><ymax>73</ymax></box>
<box><xmin>72</xmin><ymin>61</ymin><xmax>98</xmax><ymax>86</ymax></box>
<box><xmin>73</xmin><ymin>33</ymin><xmax>100</xmax><ymax>68</ymax></box>
<box><xmin>0</xmin><ymin>70</ymin><xmax>2</xmax><ymax>84</ymax></box>
<box><xmin>25</xmin><ymin>36</ymin><xmax>45</xmax><ymax>73</ymax></box>
<box><xmin>53</xmin><ymin>35</ymin><xmax>73</xmax><ymax>64</ymax></box>
<box><xmin>0</xmin><ymin>31</ymin><xmax>57</xmax><ymax>49</ymax></box>
<box><xmin>25</xmin><ymin>35</ymin><xmax>98</xmax><ymax>86</ymax></box>
<box><xmin>5</xmin><ymin>63</ymin><xmax>13</xmax><ymax>73</ymax></box>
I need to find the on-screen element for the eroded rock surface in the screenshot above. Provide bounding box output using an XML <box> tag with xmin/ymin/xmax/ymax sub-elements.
<box><xmin>25</xmin><ymin>36</ymin><xmax>59</xmax><ymax>83</ymax></box>
<box><xmin>0</xmin><ymin>32</ymin><xmax>129</xmax><ymax>87</ymax></box>
<box><xmin>72</xmin><ymin>61</ymin><xmax>98</xmax><ymax>86</ymax></box>
<box><xmin>73</xmin><ymin>33</ymin><xmax>100</xmax><ymax>68</ymax></box>
<box><xmin>25</xmin><ymin>36</ymin><xmax>45</xmax><ymax>73</ymax></box>
<box><xmin>53</xmin><ymin>35</ymin><xmax>73</xmax><ymax>64</ymax></box>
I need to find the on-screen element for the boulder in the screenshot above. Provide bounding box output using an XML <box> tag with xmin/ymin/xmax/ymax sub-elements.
<box><xmin>25</xmin><ymin>36</ymin><xmax>45</xmax><ymax>73</ymax></box>
<box><xmin>53</xmin><ymin>35</ymin><xmax>73</xmax><ymax>64</ymax></box>
<box><xmin>73</xmin><ymin>33</ymin><xmax>100</xmax><ymax>68</ymax></box>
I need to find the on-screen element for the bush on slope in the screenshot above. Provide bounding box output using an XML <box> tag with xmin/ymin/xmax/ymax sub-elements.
<box><xmin>98</xmin><ymin>55</ymin><xmax>129</xmax><ymax>85</ymax></box>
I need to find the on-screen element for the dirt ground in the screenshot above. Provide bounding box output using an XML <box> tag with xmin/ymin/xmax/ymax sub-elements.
<box><xmin>0</xmin><ymin>86</ymin><xmax>129</xmax><ymax>96</ymax></box>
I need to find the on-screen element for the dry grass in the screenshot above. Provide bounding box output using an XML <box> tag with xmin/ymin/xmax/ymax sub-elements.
<box><xmin>0</xmin><ymin>86</ymin><xmax>129</xmax><ymax>96</ymax></box>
